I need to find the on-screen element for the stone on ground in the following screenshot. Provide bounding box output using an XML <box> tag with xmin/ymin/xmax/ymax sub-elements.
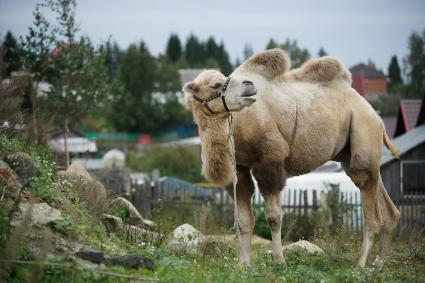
<box><xmin>59</xmin><ymin>164</ymin><xmax>107</xmax><ymax>217</ymax></box>
<box><xmin>168</xmin><ymin>223</ymin><xmax>204</xmax><ymax>253</ymax></box>
<box><xmin>5</xmin><ymin>152</ymin><xmax>37</xmax><ymax>185</ymax></box>
<box><xmin>110</xmin><ymin>196</ymin><xmax>155</xmax><ymax>227</ymax></box>
<box><xmin>0</xmin><ymin>160</ymin><xmax>22</xmax><ymax>201</ymax></box>
<box><xmin>105</xmin><ymin>253</ymin><xmax>155</xmax><ymax>270</ymax></box>
<box><xmin>283</xmin><ymin>240</ymin><xmax>324</xmax><ymax>254</ymax></box>
<box><xmin>76</xmin><ymin>248</ymin><xmax>104</xmax><ymax>264</ymax></box>
<box><xmin>15</xmin><ymin>202</ymin><xmax>63</xmax><ymax>226</ymax></box>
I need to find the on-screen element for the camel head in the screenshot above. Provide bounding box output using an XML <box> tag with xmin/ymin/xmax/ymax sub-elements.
<box><xmin>183</xmin><ymin>70</ymin><xmax>257</xmax><ymax>115</ymax></box>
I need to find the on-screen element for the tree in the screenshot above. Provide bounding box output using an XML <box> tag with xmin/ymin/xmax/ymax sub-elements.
<box><xmin>185</xmin><ymin>34</ymin><xmax>205</xmax><ymax>67</ymax></box>
<box><xmin>1</xmin><ymin>31</ymin><xmax>22</xmax><ymax>77</ymax></box>
<box><xmin>112</xmin><ymin>44</ymin><xmax>158</xmax><ymax>132</ymax></box>
<box><xmin>266</xmin><ymin>39</ymin><xmax>278</xmax><ymax>50</ymax></box>
<box><xmin>318</xmin><ymin>47</ymin><xmax>328</xmax><ymax>57</ymax></box>
<box><xmin>280</xmin><ymin>39</ymin><xmax>310</xmax><ymax>68</ymax></box>
<box><xmin>24</xmin><ymin>0</ymin><xmax>109</xmax><ymax>168</ymax></box>
<box><xmin>21</xmin><ymin>3</ymin><xmax>55</xmax><ymax>141</ymax></box>
<box><xmin>243</xmin><ymin>43</ymin><xmax>253</xmax><ymax>60</ymax></box>
<box><xmin>165</xmin><ymin>33</ymin><xmax>182</xmax><ymax>63</ymax></box>
<box><xmin>404</xmin><ymin>30</ymin><xmax>425</xmax><ymax>97</ymax></box>
<box><xmin>388</xmin><ymin>55</ymin><xmax>403</xmax><ymax>90</ymax></box>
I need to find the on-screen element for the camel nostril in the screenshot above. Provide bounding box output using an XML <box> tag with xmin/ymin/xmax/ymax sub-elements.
<box><xmin>242</xmin><ymin>80</ymin><xmax>253</xmax><ymax>85</ymax></box>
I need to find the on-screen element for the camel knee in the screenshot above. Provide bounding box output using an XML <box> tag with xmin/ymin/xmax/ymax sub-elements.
<box><xmin>239</xmin><ymin>216</ymin><xmax>255</xmax><ymax>234</ymax></box>
<box><xmin>266</xmin><ymin>209</ymin><xmax>282</xmax><ymax>231</ymax></box>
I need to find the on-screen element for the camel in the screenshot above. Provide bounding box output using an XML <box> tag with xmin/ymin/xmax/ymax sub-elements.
<box><xmin>182</xmin><ymin>49</ymin><xmax>401</xmax><ymax>267</ymax></box>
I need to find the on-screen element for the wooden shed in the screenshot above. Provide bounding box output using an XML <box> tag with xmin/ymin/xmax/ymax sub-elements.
<box><xmin>380</xmin><ymin>95</ymin><xmax>425</xmax><ymax>237</ymax></box>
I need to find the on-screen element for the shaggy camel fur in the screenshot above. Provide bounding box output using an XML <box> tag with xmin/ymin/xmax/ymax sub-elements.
<box><xmin>183</xmin><ymin>49</ymin><xmax>401</xmax><ymax>267</ymax></box>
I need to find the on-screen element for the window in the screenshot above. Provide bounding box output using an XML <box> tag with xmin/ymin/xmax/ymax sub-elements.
<box><xmin>401</xmin><ymin>160</ymin><xmax>425</xmax><ymax>195</ymax></box>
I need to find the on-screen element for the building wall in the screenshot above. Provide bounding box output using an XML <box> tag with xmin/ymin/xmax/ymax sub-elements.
<box><xmin>365</xmin><ymin>78</ymin><xmax>387</xmax><ymax>95</ymax></box>
<box><xmin>381</xmin><ymin>142</ymin><xmax>425</xmax><ymax>202</ymax></box>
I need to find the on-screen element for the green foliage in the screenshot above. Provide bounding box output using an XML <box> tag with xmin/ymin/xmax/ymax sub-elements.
<box><xmin>0</xmin><ymin>134</ymin><xmax>59</xmax><ymax>203</ymax></box>
<box><xmin>388</xmin><ymin>55</ymin><xmax>403</xmax><ymax>91</ymax></box>
<box><xmin>318</xmin><ymin>47</ymin><xmax>328</xmax><ymax>57</ymax></box>
<box><xmin>265</xmin><ymin>39</ymin><xmax>279</xmax><ymax>50</ymax></box>
<box><xmin>185</xmin><ymin>34</ymin><xmax>233</xmax><ymax>75</ymax></box>
<box><xmin>403</xmin><ymin>29</ymin><xmax>425</xmax><ymax>98</ymax></box>
<box><xmin>128</xmin><ymin>145</ymin><xmax>204</xmax><ymax>183</ymax></box>
<box><xmin>1</xmin><ymin>31</ymin><xmax>22</xmax><ymax>77</ymax></box>
<box><xmin>367</xmin><ymin>94</ymin><xmax>401</xmax><ymax>116</ymax></box>
<box><xmin>265</xmin><ymin>38</ymin><xmax>311</xmax><ymax>68</ymax></box>
<box><xmin>166</xmin><ymin>33</ymin><xmax>182</xmax><ymax>62</ymax></box>
<box><xmin>106</xmin><ymin>204</ymin><xmax>130</xmax><ymax>224</ymax></box>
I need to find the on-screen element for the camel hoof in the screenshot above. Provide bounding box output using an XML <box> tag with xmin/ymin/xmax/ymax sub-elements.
<box><xmin>274</xmin><ymin>255</ymin><xmax>286</xmax><ymax>264</ymax></box>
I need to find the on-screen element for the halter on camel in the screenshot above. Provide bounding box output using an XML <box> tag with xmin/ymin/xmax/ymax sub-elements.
<box><xmin>192</xmin><ymin>77</ymin><xmax>231</xmax><ymax>114</ymax></box>
<box><xmin>192</xmin><ymin>76</ymin><xmax>243</xmax><ymax>247</ymax></box>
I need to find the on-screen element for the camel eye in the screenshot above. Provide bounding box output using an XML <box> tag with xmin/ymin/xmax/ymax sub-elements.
<box><xmin>210</xmin><ymin>83</ymin><xmax>222</xmax><ymax>90</ymax></box>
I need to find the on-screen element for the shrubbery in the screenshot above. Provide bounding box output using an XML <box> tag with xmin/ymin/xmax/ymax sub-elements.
<box><xmin>127</xmin><ymin>145</ymin><xmax>205</xmax><ymax>183</ymax></box>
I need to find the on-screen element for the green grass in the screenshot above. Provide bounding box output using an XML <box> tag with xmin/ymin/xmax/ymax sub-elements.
<box><xmin>6</xmin><ymin>234</ymin><xmax>425</xmax><ymax>283</ymax></box>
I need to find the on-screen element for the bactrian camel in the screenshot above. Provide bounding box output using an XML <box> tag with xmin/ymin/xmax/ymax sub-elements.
<box><xmin>182</xmin><ymin>49</ymin><xmax>401</xmax><ymax>267</ymax></box>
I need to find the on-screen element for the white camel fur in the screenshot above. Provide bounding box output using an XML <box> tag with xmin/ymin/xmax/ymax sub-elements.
<box><xmin>183</xmin><ymin>49</ymin><xmax>401</xmax><ymax>267</ymax></box>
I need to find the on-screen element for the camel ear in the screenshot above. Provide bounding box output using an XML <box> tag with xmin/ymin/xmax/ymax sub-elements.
<box><xmin>183</xmin><ymin>82</ymin><xmax>200</xmax><ymax>94</ymax></box>
<box><xmin>183</xmin><ymin>82</ymin><xmax>199</xmax><ymax>110</ymax></box>
<box><xmin>184</xmin><ymin>92</ymin><xmax>194</xmax><ymax>110</ymax></box>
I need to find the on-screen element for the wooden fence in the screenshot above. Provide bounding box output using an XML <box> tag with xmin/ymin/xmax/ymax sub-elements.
<box><xmin>130</xmin><ymin>177</ymin><xmax>364</xmax><ymax>233</ymax></box>
<box><xmin>128</xmin><ymin>176</ymin><xmax>424</xmax><ymax>239</ymax></box>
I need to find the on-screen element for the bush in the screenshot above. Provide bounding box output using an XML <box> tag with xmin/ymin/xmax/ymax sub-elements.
<box><xmin>128</xmin><ymin>145</ymin><xmax>205</xmax><ymax>182</ymax></box>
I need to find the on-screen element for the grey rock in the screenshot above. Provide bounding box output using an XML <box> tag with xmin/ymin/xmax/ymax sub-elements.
<box><xmin>0</xmin><ymin>160</ymin><xmax>22</xmax><ymax>201</ymax></box>
<box><xmin>168</xmin><ymin>224</ymin><xmax>204</xmax><ymax>253</ymax></box>
<box><xmin>59</xmin><ymin>165</ymin><xmax>107</xmax><ymax>217</ymax></box>
<box><xmin>282</xmin><ymin>240</ymin><xmax>324</xmax><ymax>255</ymax></box>
<box><xmin>110</xmin><ymin>197</ymin><xmax>155</xmax><ymax>227</ymax></box>
<box><xmin>76</xmin><ymin>248</ymin><xmax>104</xmax><ymax>264</ymax></box>
<box><xmin>17</xmin><ymin>203</ymin><xmax>63</xmax><ymax>226</ymax></box>
<box><xmin>5</xmin><ymin>152</ymin><xmax>37</xmax><ymax>185</ymax></box>
<box><xmin>105</xmin><ymin>253</ymin><xmax>155</xmax><ymax>270</ymax></box>
<box><xmin>101</xmin><ymin>214</ymin><xmax>124</xmax><ymax>233</ymax></box>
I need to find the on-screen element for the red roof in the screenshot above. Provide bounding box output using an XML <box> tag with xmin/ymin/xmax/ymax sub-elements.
<box><xmin>394</xmin><ymin>99</ymin><xmax>422</xmax><ymax>137</ymax></box>
<box><xmin>400</xmin><ymin>100</ymin><xmax>421</xmax><ymax>131</ymax></box>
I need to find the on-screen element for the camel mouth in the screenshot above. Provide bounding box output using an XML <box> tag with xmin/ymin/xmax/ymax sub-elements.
<box><xmin>243</xmin><ymin>97</ymin><xmax>256</xmax><ymax>103</ymax></box>
<box><xmin>241</xmin><ymin>88</ymin><xmax>257</xmax><ymax>97</ymax></box>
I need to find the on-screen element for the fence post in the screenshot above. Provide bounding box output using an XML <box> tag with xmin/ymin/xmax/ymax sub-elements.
<box><xmin>312</xmin><ymin>190</ymin><xmax>318</xmax><ymax>211</ymax></box>
<box><xmin>303</xmin><ymin>190</ymin><xmax>308</xmax><ymax>215</ymax></box>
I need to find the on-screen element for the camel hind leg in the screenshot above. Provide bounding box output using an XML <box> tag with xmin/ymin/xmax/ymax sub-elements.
<box><xmin>377</xmin><ymin>178</ymin><xmax>400</xmax><ymax>258</ymax></box>
<box><xmin>342</xmin><ymin>110</ymin><xmax>387</xmax><ymax>267</ymax></box>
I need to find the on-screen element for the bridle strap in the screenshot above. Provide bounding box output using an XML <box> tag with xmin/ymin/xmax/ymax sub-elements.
<box><xmin>193</xmin><ymin>77</ymin><xmax>231</xmax><ymax>114</ymax></box>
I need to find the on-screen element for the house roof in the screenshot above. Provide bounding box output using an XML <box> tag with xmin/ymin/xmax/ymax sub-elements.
<box><xmin>350</xmin><ymin>63</ymin><xmax>386</xmax><ymax>78</ymax></box>
<box><xmin>394</xmin><ymin>99</ymin><xmax>422</xmax><ymax>137</ymax></box>
<box><xmin>382</xmin><ymin>116</ymin><xmax>397</xmax><ymax>138</ymax></box>
<box><xmin>381</xmin><ymin>124</ymin><xmax>425</xmax><ymax>167</ymax></box>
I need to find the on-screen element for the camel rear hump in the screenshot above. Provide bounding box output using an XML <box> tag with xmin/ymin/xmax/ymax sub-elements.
<box><xmin>289</xmin><ymin>56</ymin><xmax>352</xmax><ymax>86</ymax></box>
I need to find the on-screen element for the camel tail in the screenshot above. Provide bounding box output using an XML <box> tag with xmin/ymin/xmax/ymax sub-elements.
<box><xmin>383</xmin><ymin>127</ymin><xmax>399</xmax><ymax>158</ymax></box>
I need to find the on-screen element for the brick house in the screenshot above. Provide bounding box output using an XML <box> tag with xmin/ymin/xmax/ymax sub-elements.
<box><xmin>350</xmin><ymin>63</ymin><xmax>387</xmax><ymax>96</ymax></box>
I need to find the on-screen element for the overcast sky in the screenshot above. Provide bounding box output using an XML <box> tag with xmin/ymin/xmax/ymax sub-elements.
<box><xmin>1</xmin><ymin>0</ymin><xmax>424</xmax><ymax>72</ymax></box>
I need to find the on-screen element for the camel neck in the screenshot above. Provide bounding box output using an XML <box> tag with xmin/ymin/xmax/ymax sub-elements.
<box><xmin>196</xmin><ymin>112</ymin><xmax>233</xmax><ymax>186</ymax></box>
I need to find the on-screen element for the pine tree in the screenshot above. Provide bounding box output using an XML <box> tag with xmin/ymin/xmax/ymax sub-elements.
<box><xmin>388</xmin><ymin>55</ymin><xmax>402</xmax><ymax>90</ymax></box>
<box><xmin>266</xmin><ymin>39</ymin><xmax>278</xmax><ymax>50</ymax></box>
<box><xmin>243</xmin><ymin>43</ymin><xmax>253</xmax><ymax>60</ymax></box>
<box><xmin>404</xmin><ymin>30</ymin><xmax>425</xmax><ymax>97</ymax></box>
<box><xmin>1</xmin><ymin>31</ymin><xmax>22</xmax><ymax>76</ymax></box>
<box><xmin>185</xmin><ymin>34</ymin><xmax>205</xmax><ymax>67</ymax></box>
<box><xmin>318</xmin><ymin>47</ymin><xmax>328</xmax><ymax>57</ymax></box>
<box><xmin>165</xmin><ymin>33</ymin><xmax>182</xmax><ymax>62</ymax></box>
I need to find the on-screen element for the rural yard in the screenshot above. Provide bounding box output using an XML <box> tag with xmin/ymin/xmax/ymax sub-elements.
<box><xmin>1</xmin><ymin>0</ymin><xmax>425</xmax><ymax>282</ymax></box>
